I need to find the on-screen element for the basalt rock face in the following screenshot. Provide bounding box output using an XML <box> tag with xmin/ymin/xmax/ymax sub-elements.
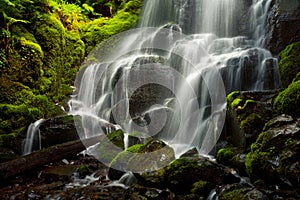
<box><xmin>266</xmin><ymin>0</ymin><xmax>300</xmax><ymax>54</ymax></box>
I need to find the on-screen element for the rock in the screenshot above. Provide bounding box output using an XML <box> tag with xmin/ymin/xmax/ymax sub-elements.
<box><xmin>245</xmin><ymin>115</ymin><xmax>300</xmax><ymax>192</ymax></box>
<box><xmin>164</xmin><ymin>157</ymin><xmax>239</xmax><ymax>194</ymax></box>
<box><xmin>108</xmin><ymin>139</ymin><xmax>175</xmax><ymax>180</ymax></box>
<box><xmin>41</xmin><ymin>165</ymin><xmax>79</xmax><ymax>182</ymax></box>
<box><xmin>266</xmin><ymin>0</ymin><xmax>300</xmax><ymax>54</ymax></box>
<box><xmin>224</xmin><ymin>91</ymin><xmax>276</xmax><ymax>150</ymax></box>
<box><xmin>216</xmin><ymin>146</ymin><xmax>247</xmax><ymax>176</ymax></box>
<box><xmin>274</xmin><ymin>80</ymin><xmax>300</xmax><ymax>117</ymax></box>
<box><xmin>39</xmin><ymin>115</ymin><xmax>79</xmax><ymax>149</ymax></box>
<box><xmin>218</xmin><ymin>183</ymin><xmax>268</xmax><ymax>200</ymax></box>
<box><xmin>277</xmin><ymin>42</ymin><xmax>300</xmax><ymax>88</ymax></box>
<box><xmin>125</xmin><ymin>184</ymin><xmax>174</xmax><ymax>200</ymax></box>
<box><xmin>139</xmin><ymin>156</ymin><xmax>240</xmax><ymax>196</ymax></box>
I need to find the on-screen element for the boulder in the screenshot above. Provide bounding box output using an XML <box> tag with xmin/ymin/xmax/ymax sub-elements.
<box><xmin>224</xmin><ymin>91</ymin><xmax>277</xmax><ymax>150</ymax></box>
<box><xmin>39</xmin><ymin>115</ymin><xmax>79</xmax><ymax>149</ymax></box>
<box><xmin>245</xmin><ymin>115</ymin><xmax>300</xmax><ymax>193</ymax></box>
<box><xmin>108</xmin><ymin>139</ymin><xmax>175</xmax><ymax>180</ymax></box>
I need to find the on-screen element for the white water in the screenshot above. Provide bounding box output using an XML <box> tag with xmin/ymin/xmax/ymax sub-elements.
<box><xmin>23</xmin><ymin>119</ymin><xmax>45</xmax><ymax>155</ymax></box>
<box><xmin>68</xmin><ymin>0</ymin><xmax>279</xmax><ymax>162</ymax></box>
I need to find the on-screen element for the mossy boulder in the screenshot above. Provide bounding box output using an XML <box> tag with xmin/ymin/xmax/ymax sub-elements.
<box><xmin>216</xmin><ymin>146</ymin><xmax>247</xmax><ymax>176</ymax></box>
<box><xmin>190</xmin><ymin>180</ymin><xmax>215</xmax><ymax>197</ymax></box>
<box><xmin>139</xmin><ymin>156</ymin><xmax>239</xmax><ymax>196</ymax></box>
<box><xmin>273</xmin><ymin>80</ymin><xmax>300</xmax><ymax>117</ymax></box>
<box><xmin>218</xmin><ymin>184</ymin><xmax>268</xmax><ymax>200</ymax></box>
<box><xmin>225</xmin><ymin>91</ymin><xmax>276</xmax><ymax>150</ymax></box>
<box><xmin>278</xmin><ymin>42</ymin><xmax>300</xmax><ymax>88</ymax></box>
<box><xmin>108</xmin><ymin>139</ymin><xmax>175</xmax><ymax>180</ymax></box>
<box><xmin>245</xmin><ymin>115</ymin><xmax>300</xmax><ymax>192</ymax></box>
<box><xmin>163</xmin><ymin>157</ymin><xmax>239</xmax><ymax>194</ymax></box>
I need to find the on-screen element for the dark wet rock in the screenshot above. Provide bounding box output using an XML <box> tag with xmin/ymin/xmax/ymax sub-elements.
<box><xmin>216</xmin><ymin>146</ymin><xmax>247</xmax><ymax>176</ymax></box>
<box><xmin>224</xmin><ymin>91</ymin><xmax>277</xmax><ymax>150</ymax></box>
<box><xmin>40</xmin><ymin>165</ymin><xmax>79</xmax><ymax>183</ymax></box>
<box><xmin>266</xmin><ymin>0</ymin><xmax>300</xmax><ymax>54</ymax></box>
<box><xmin>39</xmin><ymin>115</ymin><xmax>79</xmax><ymax>149</ymax></box>
<box><xmin>217</xmin><ymin>183</ymin><xmax>268</xmax><ymax>200</ymax></box>
<box><xmin>125</xmin><ymin>184</ymin><xmax>174</xmax><ymax>200</ymax></box>
<box><xmin>139</xmin><ymin>156</ymin><xmax>240</xmax><ymax>196</ymax></box>
<box><xmin>246</xmin><ymin>115</ymin><xmax>300</xmax><ymax>193</ymax></box>
<box><xmin>179</xmin><ymin>147</ymin><xmax>199</xmax><ymax>159</ymax></box>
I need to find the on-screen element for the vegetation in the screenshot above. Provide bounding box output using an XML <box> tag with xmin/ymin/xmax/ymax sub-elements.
<box><xmin>278</xmin><ymin>42</ymin><xmax>300</xmax><ymax>88</ymax></box>
<box><xmin>0</xmin><ymin>0</ymin><xmax>142</xmax><ymax>155</ymax></box>
<box><xmin>274</xmin><ymin>80</ymin><xmax>300</xmax><ymax>117</ymax></box>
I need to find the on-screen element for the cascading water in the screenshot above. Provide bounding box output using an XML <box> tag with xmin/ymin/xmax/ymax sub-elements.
<box><xmin>23</xmin><ymin>119</ymin><xmax>45</xmax><ymax>155</ymax></box>
<box><xmin>69</xmin><ymin>0</ymin><xmax>280</xmax><ymax>166</ymax></box>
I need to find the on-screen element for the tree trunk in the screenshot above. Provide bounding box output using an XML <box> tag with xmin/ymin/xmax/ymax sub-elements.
<box><xmin>0</xmin><ymin>135</ymin><xmax>102</xmax><ymax>181</ymax></box>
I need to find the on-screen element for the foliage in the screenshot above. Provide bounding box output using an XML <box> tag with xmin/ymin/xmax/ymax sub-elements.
<box><xmin>0</xmin><ymin>0</ymin><xmax>142</xmax><ymax>155</ymax></box>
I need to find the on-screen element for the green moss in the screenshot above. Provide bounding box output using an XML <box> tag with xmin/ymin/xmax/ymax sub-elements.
<box><xmin>273</xmin><ymin>80</ymin><xmax>300</xmax><ymax>117</ymax></box>
<box><xmin>166</xmin><ymin>158</ymin><xmax>198</xmax><ymax>177</ymax></box>
<box><xmin>107</xmin><ymin>129</ymin><xmax>124</xmax><ymax>149</ymax></box>
<box><xmin>278</xmin><ymin>42</ymin><xmax>300</xmax><ymax>88</ymax></box>
<box><xmin>191</xmin><ymin>180</ymin><xmax>215</xmax><ymax>196</ymax></box>
<box><xmin>126</xmin><ymin>143</ymin><xmax>143</xmax><ymax>153</ymax></box>
<box><xmin>0</xmin><ymin>133</ymin><xmax>18</xmax><ymax>147</ymax></box>
<box><xmin>219</xmin><ymin>188</ymin><xmax>248</xmax><ymax>200</ymax></box>
<box><xmin>77</xmin><ymin>164</ymin><xmax>91</xmax><ymax>178</ymax></box>
<box><xmin>227</xmin><ymin>91</ymin><xmax>241</xmax><ymax>103</ymax></box>
<box><xmin>231</xmin><ymin>98</ymin><xmax>243</xmax><ymax>110</ymax></box>
<box><xmin>216</xmin><ymin>147</ymin><xmax>236</xmax><ymax>165</ymax></box>
<box><xmin>245</xmin><ymin>151</ymin><xmax>270</xmax><ymax>181</ymax></box>
<box><xmin>79</xmin><ymin>0</ymin><xmax>142</xmax><ymax>55</ymax></box>
<box><xmin>240</xmin><ymin>113</ymin><xmax>263</xmax><ymax>134</ymax></box>
<box><xmin>250</xmin><ymin>130</ymin><xmax>275</xmax><ymax>153</ymax></box>
<box><xmin>293</xmin><ymin>72</ymin><xmax>300</xmax><ymax>82</ymax></box>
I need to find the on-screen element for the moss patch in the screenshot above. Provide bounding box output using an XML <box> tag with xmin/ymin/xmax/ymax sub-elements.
<box><xmin>273</xmin><ymin>80</ymin><xmax>300</xmax><ymax>117</ymax></box>
<box><xmin>278</xmin><ymin>42</ymin><xmax>300</xmax><ymax>88</ymax></box>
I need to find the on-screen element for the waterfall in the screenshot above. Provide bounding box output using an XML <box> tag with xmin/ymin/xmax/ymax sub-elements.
<box><xmin>69</xmin><ymin>0</ymin><xmax>280</xmax><ymax>165</ymax></box>
<box><xmin>23</xmin><ymin>119</ymin><xmax>45</xmax><ymax>155</ymax></box>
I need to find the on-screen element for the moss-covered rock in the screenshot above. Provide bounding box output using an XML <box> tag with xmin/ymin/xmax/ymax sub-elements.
<box><xmin>163</xmin><ymin>157</ymin><xmax>239</xmax><ymax>195</ymax></box>
<box><xmin>106</xmin><ymin>129</ymin><xmax>125</xmax><ymax>149</ymax></box>
<box><xmin>218</xmin><ymin>184</ymin><xmax>268</xmax><ymax>200</ymax></box>
<box><xmin>108</xmin><ymin>139</ymin><xmax>174</xmax><ymax>180</ymax></box>
<box><xmin>190</xmin><ymin>180</ymin><xmax>215</xmax><ymax>197</ymax></box>
<box><xmin>274</xmin><ymin>80</ymin><xmax>300</xmax><ymax>117</ymax></box>
<box><xmin>278</xmin><ymin>42</ymin><xmax>300</xmax><ymax>88</ymax></box>
<box><xmin>245</xmin><ymin>115</ymin><xmax>300</xmax><ymax>192</ymax></box>
<box><xmin>225</xmin><ymin>91</ymin><xmax>275</xmax><ymax>150</ymax></box>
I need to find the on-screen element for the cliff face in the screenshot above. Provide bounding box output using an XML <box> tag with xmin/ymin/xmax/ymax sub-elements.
<box><xmin>266</xmin><ymin>0</ymin><xmax>300</xmax><ymax>54</ymax></box>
